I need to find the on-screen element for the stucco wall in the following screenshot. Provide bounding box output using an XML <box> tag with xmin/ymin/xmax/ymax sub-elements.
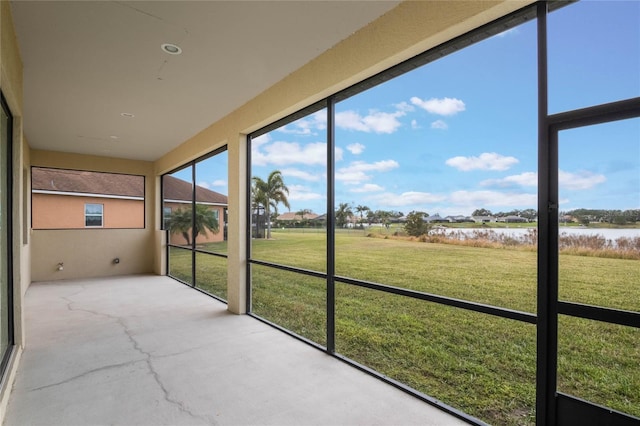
<box><xmin>32</xmin><ymin>194</ymin><xmax>144</xmax><ymax>229</ymax></box>
<box><xmin>0</xmin><ymin>0</ymin><xmax>25</xmax><ymax>420</ymax></box>
<box><xmin>29</xmin><ymin>150</ymin><xmax>155</xmax><ymax>282</ymax></box>
<box><xmin>30</xmin><ymin>229</ymin><xmax>153</xmax><ymax>281</ymax></box>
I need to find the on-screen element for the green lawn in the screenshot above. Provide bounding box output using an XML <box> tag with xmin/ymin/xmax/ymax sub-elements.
<box><xmin>168</xmin><ymin>246</ymin><xmax>228</xmax><ymax>300</ymax></box>
<box><xmin>170</xmin><ymin>231</ymin><xmax>639</xmax><ymax>425</ymax></box>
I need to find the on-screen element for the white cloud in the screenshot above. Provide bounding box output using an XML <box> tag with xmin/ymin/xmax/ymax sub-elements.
<box><xmin>479</xmin><ymin>170</ymin><xmax>606</xmax><ymax>191</ymax></box>
<box><xmin>278</xmin><ymin>125</ymin><xmax>312</xmax><ymax>136</ymax></box>
<box><xmin>368</xmin><ymin>191</ymin><xmax>446</xmax><ymax>207</ymax></box>
<box><xmin>336</xmin><ymin>160</ymin><xmax>399</xmax><ymax>184</ymax></box>
<box><xmin>336</xmin><ymin>109</ymin><xmax>405</xmax><ymax>134</ymax></box>
<box><xmin>411</xmin><ymin>120</ymin><xmax>420</xmax><ymax>130</ymax></box>
<box><xmin>277</xmin><ymin>111</ymin><xmax>326</xmax><ymax>135</ymax></box>
<box><xmin>445</xmin><ymin>152</ymin><xmax>519</xmax><ymax>171</ymax></box>
<box><xmin>350</xmin><ymin>160</ymin><xmax>399</xmax><ymax>173</ymax></box>
<box><xmin>394</xmin><ymin>101</ymin><xmax>415</xmax><ymax>113</ymax></box>
<box><xmin>346</xmin><ymin>143</ymin><xmax>365</xmax><ymax>155</ymax></box>
<box><xmin>336</xmin><ymin>111</ymin><xmax>369</xmax><ymax>132</ymax></box>
<box><xmin>198</xmin><ymin>180</ymin><xmax>228</xmax><ymax>189</ymax></box>
<box><xmin>480</xmin><ymin>171</ymin><xmax>538</xmax><ymax>187</ymax></box>
<box><xmin>559</xmin><ymin>170</ymin><xmax>606</xmax><ymax>190</ymax></box>
<box><xmin>335</xmin><ymin>169</ymin><xmax>370</xmax><ymax>185</ymax></box>
<box><xmin>251</xmin><ymin>133</ymin><xmax>271</xmax><ymax>146</ymax></box>
<box><xmin>287</xmin><ymin>184</ymin><xmax>324</xmax><ymax>201</ymax></box>
<box><xmin>410</xmin><ymin>97</ymin><xmax>466</xmax><ymax>116</ymax></box>
<box><xmin>252</xmin><ymin>141</ymin><xmax>342</xmax><ymax>167</ymax></box>
<box><xmin>349</xmin><ymin>183</ymin><xmax>385</xmax><ymax>193</ymax></box>
<box><xmin>431</xmin><ymin>120</ymin><xmax>448</xmax><ymax>130</ymax></box>
<box><xmin>281</xmin><ymin>168</ymin><xmax>321</xmax><ymax>182</ymax></box>
<box><xmin>449</xmin><ymin>190</ymin><xmax>536</xmax><ymax>207</ymax></box>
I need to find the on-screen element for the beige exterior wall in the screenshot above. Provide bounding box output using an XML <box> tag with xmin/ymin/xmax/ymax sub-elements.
<box><xmin>153</xmin><ymin>0</ymin><xmax>534</xmax><ymax>314</ymax></box>
<box><xmin>32</xmin><ymin>193</ymin><xmax>144</xmax><ymax>229</ymax></box>
<box><xmin>29</xmin><ymin>150</ymin><xmax>155</xmax><ymax>282</ymax></box>
<box><xmin>30</xmin><ymin>229</ymin><xmax>153</xmax><ymax>282</ymax></box>
<box><xmin>0</xmin><ymin>0</ymin><xmax>25</xmax><ymax>419</ymax></box>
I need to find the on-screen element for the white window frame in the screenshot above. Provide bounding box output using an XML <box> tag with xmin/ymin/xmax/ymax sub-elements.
<box><xmin>85</xmin><ymin>203</ymin><xmax>103</xmax><ymax>227</ymax></box>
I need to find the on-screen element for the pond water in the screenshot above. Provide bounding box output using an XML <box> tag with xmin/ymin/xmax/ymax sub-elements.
<box><xmin>433</xmin><ymin>227</ymin><xmax>640</xmax><ymax>244</ymax></box>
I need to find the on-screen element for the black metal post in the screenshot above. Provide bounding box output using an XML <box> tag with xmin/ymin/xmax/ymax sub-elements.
<box><xmin>536</xmin><ymin>2</ymin><xmax>558</xmax><ymax>425</ymax></box>
<box><xmin>191</xmin><ymin>164</ymin><xmax>197</xmax><ymax>287</ymax></box>
<box><xmin>327</xmin><ymin>98</ymin><xmax>336</xmax><ymax>354</ymax></box>
<box><xmin>246</xmin><ymin>135</ymin><xmax>253</xmax><ymax>313</ymax></box>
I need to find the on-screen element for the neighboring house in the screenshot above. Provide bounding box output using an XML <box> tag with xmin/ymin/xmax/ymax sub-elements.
<box><xmin>473</xmin><ymin>215</ymin><xmax>497</xmax><ymax>223</ymax></box>
<box><xmin>32</xmin><ymin>169</ymin><xmax>229</xmax><ymax>247</ymax></box>
<box><xmin>444</xmin><ymin>215</ymin><xmax>475</xmax><ymax>223</ymax></box>
<box><xmin>163</xmin><ymin>175</ymin><xmax>228</xmax><ymax>245</ymax></box>
<box><xmin>32</xmin><ymin>167</ymin><xmax>145</xmax><ymax>229</ymax></box>
<box><xmin>425</xmin><ymin>214</ymin><xmax>448</xmax><ymax>223</ymax></box>
<box><xmin>276</xmin><ymin>212</ymin><xmax>319</xmax><ymax>222</ymax></box>
<box><xmin>496</xmin><ymin>215</ymin><xmax>529</xmax><ymax>223</ymax></box>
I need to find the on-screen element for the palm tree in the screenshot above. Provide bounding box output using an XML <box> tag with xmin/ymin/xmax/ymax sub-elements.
<box><xmin>166</xmin><ymin>208</ymin><xmax>192</xmax><ymax>246</ymax></box>
<box><xmin>335</xmin><ymin>202</ymin><xmax>353</xmax><ymax>228</ymax></box>
<box><xmin>193</xmin><ymin>203</ymin><xmax>219</xmax><ymax>241</ymax></box>
<box><xmin>355</xmin><ymin>205</ymin><xmax>369</xmax><ymax>224</ymax></box>
<box><xmin>252</xmin><ymin>170</ymin><xmax>290</xmax><ymax>239</ymax></box>
<box><xmin>167</xmin><ymin>204</ymin><xmax>219</xmax><ymax>246</ymax></box>
<box><xmin>296</xmin><ymin>208</ymin><xmax>312</xmax><ymax>227</ymax></box>
<box><xmin>251</xmin><ymin>183</ymin><xmax>268</xmax><ymax>238</ymax></box>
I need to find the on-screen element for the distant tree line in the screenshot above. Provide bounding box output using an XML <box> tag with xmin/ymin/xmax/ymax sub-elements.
<box><xmin>562</xmin><ymin>209</ymin><xmax>640</xmax><ymax>225</ymax></box>
<box><xmin>335</xmin><ymin>204</ymin><xmax>404</xmax><ymax>228</ymax></box>
<box><xmin>471</xmin><ymin>208</ymin><xmax>538</xmax><ymax>221</ymax></box>
<box><xmin>471</xmin><ymin>208</ymin><xmax>639</xmax><ymax>225</ymax></box>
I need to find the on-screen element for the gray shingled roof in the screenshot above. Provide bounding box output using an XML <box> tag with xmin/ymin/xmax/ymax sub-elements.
<box><xmin>32</xmin><ymin>167</ymin><xmax>144</xmax><ymax>197</ymax></box>
<box><xmin>32</xmin><ymin>168</ymin><xmax>228</xmax><ymax>205</ymax></box>
<box><xmin>163</xmin><ymin>175</ymin><xmax>227</xmax><ymax>205</ymax></box>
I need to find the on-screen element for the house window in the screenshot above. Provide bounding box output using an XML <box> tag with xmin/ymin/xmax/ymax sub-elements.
<box><xmin>85</xmin><ymin>203</ymin><xmax>103</xmax><ymax>227</ymax></box>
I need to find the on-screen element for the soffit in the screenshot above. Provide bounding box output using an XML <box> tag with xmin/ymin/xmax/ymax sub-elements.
<box><xmin>10</xmin><ymin>1</ymin><xmax>400</xmax><ymax>161</ymax></box>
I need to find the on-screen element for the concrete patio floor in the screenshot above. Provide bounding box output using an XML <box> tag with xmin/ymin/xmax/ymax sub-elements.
<box><xmin>4</xmin><ymin>275</ymin><xmax>466</xmax><ymax>426</ymax></box>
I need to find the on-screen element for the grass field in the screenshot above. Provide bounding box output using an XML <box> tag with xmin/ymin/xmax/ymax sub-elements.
<box><xmin>169</xmin><ymin>247</ymin><xmax>228</xmax><ymax>300</ymax></box>
<box><xmin>169</xmin><ymin>230</ymin><xmax>639</xmax><ymax>425</ymax></box>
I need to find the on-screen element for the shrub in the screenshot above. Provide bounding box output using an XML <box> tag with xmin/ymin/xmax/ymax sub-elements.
<box><xmin>404</xmin><ymin>211</ymin><xmax>432</xmax><ymax>237</ymax></box>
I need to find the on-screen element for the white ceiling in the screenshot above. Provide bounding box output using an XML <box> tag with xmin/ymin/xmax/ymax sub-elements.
<box><xmin>10</xmin><ymin>1</ymin><xmax>400</xmax><ymax>161</ymax></box>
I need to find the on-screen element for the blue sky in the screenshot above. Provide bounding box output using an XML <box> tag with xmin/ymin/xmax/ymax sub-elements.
<box><xmin>205</xmin><ymin>1</ymin><xmax>638</xmax><ymax>217</ymax></box>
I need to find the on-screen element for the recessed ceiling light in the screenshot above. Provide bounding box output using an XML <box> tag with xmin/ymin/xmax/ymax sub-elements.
<box><xmin>161</xmin><ymin>43</ymin><xmax>182</xmax><ymax>55</ymax></box>
<box><xmin>120</xmin><ymin>112</ymin><xmax>135</xmax><ymax>118</ymax></box>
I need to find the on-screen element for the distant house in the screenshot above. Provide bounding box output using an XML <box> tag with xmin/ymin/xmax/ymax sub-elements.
<box><xmin>473</xmin><ymin>215</ymin><xmax>497</xmax><ymax>223</ymax></box>
<box><xmin>312</xmin><ymin>214</ymin><xmax>327</xmax><ymax>224</ymax></box>
<box><xmin>276</xmin><ymin>212</ymin><xmax>319</xmax><ymax>222</ymax></box>
<box><xmin>497</xmin><ymin>215</ymin><xmax>528</xmax><ymax>223</ymax></box>
<box><xmin>163</xmin><ymin>175</ymin><xmax>228</xmax><ymax>245</ymax></box>
<box><xmin>32</xmin><ymin>168</ymin><xmax>228</xmax><ymax>246</ymax></box>
<box><xmin>425</xmin><ymin>214</ymin><xmax>448</xmax><ymax>223</ymax></box>
<box><xmin>32</xmin><ymin>167</ymin><xmax>145</xmax><ymax>229</ymax></box>
<box><xmin>444</xmin><ymin>215</ymin><xmax>475</xmax><ymax>223</ymax></box>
